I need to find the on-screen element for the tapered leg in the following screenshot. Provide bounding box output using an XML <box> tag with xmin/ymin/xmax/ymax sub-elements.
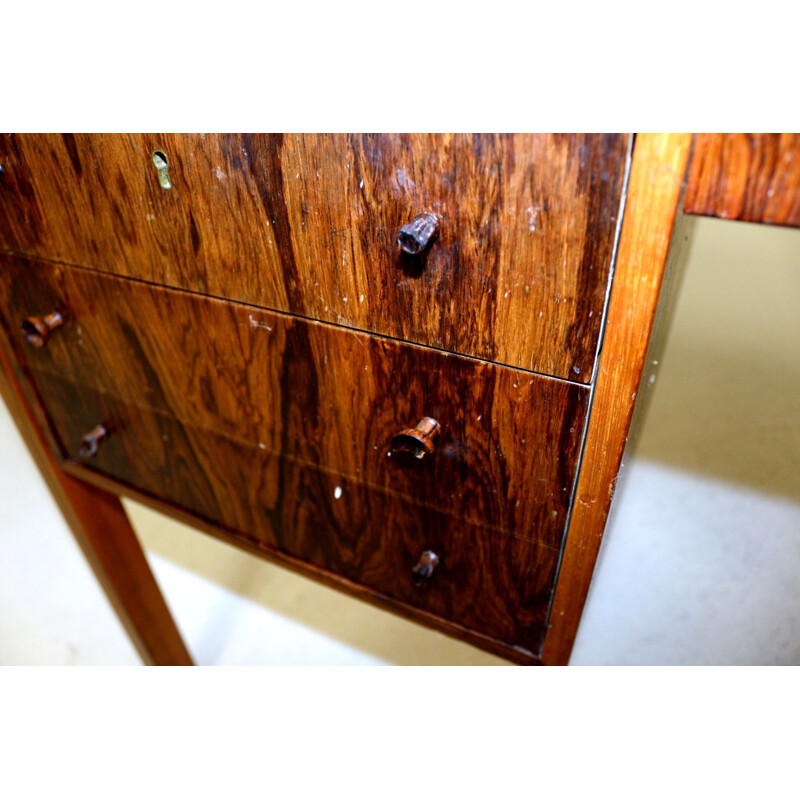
<box><xmin>0</xmin><ymin>344</ymin><xmax>193</xmax><ymax>666</ymax></box>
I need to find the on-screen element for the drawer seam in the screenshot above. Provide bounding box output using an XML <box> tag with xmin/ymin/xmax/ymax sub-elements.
<box><xmin>31</xmin><ymin>366</ymin><xmax>565</xmax><ymax>552</ymax></box>
<box><xmin>0</xmin><ymin>246</ymin><xmax>592</xmax><ymax>387</ymax></box>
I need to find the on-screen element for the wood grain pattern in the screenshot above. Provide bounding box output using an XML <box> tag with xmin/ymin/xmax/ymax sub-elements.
<box><xmin>0</xmin><ymin>254</ymin><xmax>589</xmax><ymax>546</ymax></box>
<box><xmin>0</xmin><ymin>133</ymin><xmax>286</xmax><ymax>300</ymax></box>
<box><xmin>35</xmin><ymin>371</ymin><xmax>558</xmax><ymax>659</ymax></box>
<box><xmin>684</xmin><ymin>133</ymin><xmax>800</xmax><ymax>227</ymax></box>
<box><xmin>541</xmin><ymin>133</ymin><xmax>693</xmax><ymax>666</ymax></box>
<box><xmin>61</xmin><ymin>460</ymin><xmax>538</xmax><ymax>665</ymax></box>
<box><xmin>0</xmin><ymin>133</ymin><xmax>629</xmax><ymax>379</ymax></box>
<box><xmin>0</xmin><ymin>319</ymin><xmax>192</xmax><ymax>665</ymax></box>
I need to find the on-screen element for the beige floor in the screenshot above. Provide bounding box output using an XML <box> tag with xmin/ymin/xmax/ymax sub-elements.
<box><xmin>1</xmin><ymin>216</ymin><xmax>798</xmax><ymax>665</ymax></box>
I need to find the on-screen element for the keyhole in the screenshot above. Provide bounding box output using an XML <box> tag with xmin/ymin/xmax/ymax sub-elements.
<box><xmin>152</xmin><ymin>150</ymin><xmax>172</xmax><ymax>191</ymax></box>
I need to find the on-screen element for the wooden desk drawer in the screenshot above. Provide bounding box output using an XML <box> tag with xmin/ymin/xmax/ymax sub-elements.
<box><xmin>34</xmin><ymin>371</ymin><xmax>558</xmax><ymax>657</ymax></box>
<box><xmin>0</xmin><ymin>133</ymin><xmax>628</xmax><ymax>379</ymax></box>
<box><xmin>0</xmin><ymin>254</ymin><xmax>588</xmax><ymax>547</ymax></box>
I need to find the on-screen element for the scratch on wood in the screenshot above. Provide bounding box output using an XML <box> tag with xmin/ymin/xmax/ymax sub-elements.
<box><xmin>248</xmin><ymin>314</ymin><xmax>272</xmax><ymax>331</ymax></box>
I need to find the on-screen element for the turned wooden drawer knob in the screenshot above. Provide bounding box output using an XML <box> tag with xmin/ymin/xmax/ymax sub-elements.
<box><xmin>21</xmin><ymin>312</ymin><xmax>64</xmax><ymax>347</ymax></box>
<box><xmin>80</xmin><ymin>424</ymin><xmax>108</xmax><ymax>458</ymax></box>
<box><xmin>391</xmin><ymin>417</ymin><xmax>440</xmax><ymax>459</ymax></box>
<box><xmin>397</xmin><ymin>213</ymin><xmax>439</xmax><ymax>255</ymax></box>
<box><xmin>412</xmin><ymin>550</ymin><xmax>440</xmax><ymax>587</ymax></box>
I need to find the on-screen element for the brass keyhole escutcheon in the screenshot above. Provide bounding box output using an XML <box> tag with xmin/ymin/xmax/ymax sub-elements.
<box><xmin>152</xmin><ymin>150</ymin><xmax>172</xmax><ymax>191</ymax></box>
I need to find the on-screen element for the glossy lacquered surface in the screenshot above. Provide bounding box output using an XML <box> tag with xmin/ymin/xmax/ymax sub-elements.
<box><xmin>33</xmin><ymin>371</ymin><xmax>558</xmax><ymax>658</ymax></box>
<box><xmin>0</xmin><ymin>323</ymin><xmax>193</xmax><ymax>665</ymax></box>
<box><xmin>0</xmin><ymin>132</ymin><xmax>701</xmax><ymax>666</ymax></box>
<box><xmin>0</xmin><ymin>133</ymin><xmax>629</xmax><ymax>379</ymax></box>
<box><xmin>685</xmin><ymin>133</ymin><xmax>800</xmax><ymax>228</ymax></box>
<box><xmin>0</xmin><ymin>254</ymin><xmax>589</xmax><ymax>545</ymax></box>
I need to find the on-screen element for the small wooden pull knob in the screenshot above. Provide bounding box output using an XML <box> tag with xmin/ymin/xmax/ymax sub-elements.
<box><xmin>397</xmin><ymin>213</ymin><xmax>439</xmax><ymax>255</ymax></box>
<box><xmin>391</xmin><ymin>417</ymin><xmax>440</xmax><ymax>459</ymax></box>
<box><xmin>412</xmin><ymin>550</ymin><xmax>440</xmax><ymax>587</ymax></box>
<box><xmin>80</xmin><ymin>425</ymin><xmax>108</xmax><ymax>458</ymax></box>
<box><xmin>21</xmin><ymin>312</ymin><xmax>64</xmax><ymax>347</ymax></box>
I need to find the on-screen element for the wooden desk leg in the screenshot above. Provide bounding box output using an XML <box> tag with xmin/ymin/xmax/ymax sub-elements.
<box><xmin>0</xmin><ymin>348</ymin><xmax>193</xmax><ymax>666</ymax></box>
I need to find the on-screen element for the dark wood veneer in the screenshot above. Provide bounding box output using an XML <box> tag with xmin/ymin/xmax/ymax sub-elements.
<box><xmin>0</xmin><ymin>319</ymin><xmax>192</xmax><ymax>665</ymax></box>
<box><xmin>35</xmin><ymin>371</ymin><xmax>557</xmax><ymax>658</ymax></box>
<box><xmin>0</xmin><ymin>131</ymin><xmax>708</xmax><ymax>666</ymax></box>
<box><xmin>0</xmin><ymin>254</ymin><xmax>589</xmax><ymax>546</ymax></box>
<box><xmin>0</xmin><ymin>133</ymin><xmax>629</xmax><ymax>379</ymax></box>
<box><xmin>685</xmin><ymin>133</ymin><xmax>800</xmax><ymax>227</ymax></box>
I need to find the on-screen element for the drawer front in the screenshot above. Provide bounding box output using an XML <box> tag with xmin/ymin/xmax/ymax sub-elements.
<box><xmin>0</xmin><ymin>133</ymin><xmax>628</xmax><ymax>379</ymax></box>
<box><xmin>0</xmin><ymin>133</ymin><xmax>287</xmax><ymax>307</ymax></box>
<box><xmin>0</xmin><ymin>255</ymin><xmax>589</xmax><ymax>548</ymax></box>
<box><xmin>35</xmin><ymin>372</ymin><xmax>559</xmax><ymax>656</ymax></box>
